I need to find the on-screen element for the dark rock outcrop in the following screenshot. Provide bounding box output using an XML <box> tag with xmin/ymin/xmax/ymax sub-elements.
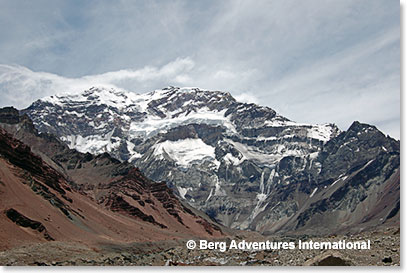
<box><xmin>5</xmin><ymin>208</ymin><xmax>54</xmax><ymax>241</ymax></box>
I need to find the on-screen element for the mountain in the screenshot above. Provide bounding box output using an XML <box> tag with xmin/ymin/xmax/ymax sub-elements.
<box><xmin>0</xmin><ymin>107</ymin><xmax>225</xmax><ymax>251</ymax></box>
<box><xmin>22</xmin><ymin>86</ymin><xmax>400</xmax><ymax>235</ymax></box>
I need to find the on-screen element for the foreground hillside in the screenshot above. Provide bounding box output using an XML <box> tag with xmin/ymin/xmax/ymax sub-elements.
<box><xmin>0</xmin><ymin>108</ymin><xmax>225</xmax><ymax>253</ymax></box>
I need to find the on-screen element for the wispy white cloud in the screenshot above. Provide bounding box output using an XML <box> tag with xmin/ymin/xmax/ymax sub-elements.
<box><xmin>0</xmin><ymin>57</ymin><xmax>261</xmax><ymax>109</ymax></box>
<box><xmin>0</xmin><ymin>0</ymin><xmax>400</xmax><ymax>138</ymax></box>
<box><xmin>265</xmin><ymin>27</ymin><xmax>400</xmax><ymax>138</ymax></box>
<box><xmin>234</xmin><ymin>93</ymin><xmax>259</xmax><ymax>104</ymax></box>
<box><xmin>0</xmin><ymin>58</ymin><xmax>194</xmax><ymax>108</ymax></box>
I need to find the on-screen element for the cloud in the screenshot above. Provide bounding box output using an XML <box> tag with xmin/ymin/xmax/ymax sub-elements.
<box><xmin>81</xmin><ymin>57</ymin><xmax>195</xmax><ymax>87</ymax></box>
<box><xmin>234</xmin><ymin>93</ymin><xmax>259</xmax><ymax>104</ymax></box>
<box><xmin>264</xmin><ymin>27</ymin><xmax>400</xmax><ymax>138</ymax></box>
<box><xmin>0</xmin><ymin>57</ymin><xmax>261</xmax><ymax>109</ymax></box>
<box><xmin>214</xmin><ymin>70</ymin><xmax>236</xmax><ymax>80</ymax></box>
<box><xmin>0</xmin><ymin>57</ymin><xmax>196</xmax><ymax>108</ymax></box>
<box><xmin>0</xmin><ymin>0</ymin><xmax>400</xmax><ymax>138</ymax></box>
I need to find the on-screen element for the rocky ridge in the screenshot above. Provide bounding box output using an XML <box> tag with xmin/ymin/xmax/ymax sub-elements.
<box><xmin>22</xmin><ymin>86</ymin><xmax>400</xmax><ymax>235</ymax></box>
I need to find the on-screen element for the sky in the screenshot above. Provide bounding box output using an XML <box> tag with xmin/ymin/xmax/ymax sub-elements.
<box><xmin>0</xmin><ymin>0</ymin><xmax>400</xmax><ymax>138</ymax></box>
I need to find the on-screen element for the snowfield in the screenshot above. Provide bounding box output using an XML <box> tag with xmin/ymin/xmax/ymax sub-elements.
<box><xmin>153</xmin><ymin>138</ymin><xmax>219</xmax><ymax>168</ymax></box>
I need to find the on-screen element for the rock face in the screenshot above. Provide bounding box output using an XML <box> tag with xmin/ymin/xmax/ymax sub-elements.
<box><xmin>0</xmin><ymin>108</ymin><xmax>225</xmax><ymax>250</ymax></box>
<box><xmin>5</xmin><ymin>208</ymin><xmax>54</xmax><ymax>241</ymax></box>
<box><xmin>21</xmin><ymin>86</ymin><xmax>400</xmax><ymax>235</ymax></box>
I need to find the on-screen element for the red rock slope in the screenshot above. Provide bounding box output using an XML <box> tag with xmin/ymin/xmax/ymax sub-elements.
<box><xmin>0</xmin><ymin>125</ymin><xmax>224</xmax><ymax>251</ymax></box>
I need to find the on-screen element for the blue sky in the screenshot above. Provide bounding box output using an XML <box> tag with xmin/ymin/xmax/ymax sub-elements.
<box><xmin>0</xmin><ymin>0</ymin><xmax>400</xmax><ymax>138</ymax></box>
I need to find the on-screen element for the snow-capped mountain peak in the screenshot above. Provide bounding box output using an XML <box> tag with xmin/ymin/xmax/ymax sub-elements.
<box><xmin>21</xmin><ymin>86</ymin><xmax>399</xmax><ymax>234</ymax></box>
<box><xmin>26</xmin><ymin>86</ymin><xmax>340</xmax><ymax>161</ymax></box>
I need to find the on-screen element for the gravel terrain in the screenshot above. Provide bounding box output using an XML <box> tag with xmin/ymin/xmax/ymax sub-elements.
<box><xmin>0</xmin><ymin>227</ymin><xmax>399</xmax><ymax>266</ymax></box>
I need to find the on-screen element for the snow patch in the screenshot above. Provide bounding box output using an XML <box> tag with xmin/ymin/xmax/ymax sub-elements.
<box><xmin>177</xmin><ymin>186</ymin><xmax>192</xmax><ymax>199</ymax></box>
<box><xmin>153</xmin><ymin>138</ymin><xmax>219</xmax><ymax>167</ymax></box>
<box><xmin>213</xmin><ymin>176</ymin><xmax>226</xmax><ymax>196</ymax></box>
<box><xmin>226</xmin><ymin>139</ymin><xmax>305</xmax><ymax>166</ymax></box>
<box><xmin>130</xmin><ymin>107</ymin><xmax>236</xmax><ymax>137</ymax></box>
<box><xmin>61</xmin><ymin>130</ymin><xmax>119</xmax><ymax>155</ymax></box>
<box><xmin>206</xmin><ymin>188</ymin><xmax>214</xmax><ymax>202</ymax></box>
<box><xmin>307</xmin><ymin>124</ymin><xmax>335</xmax><ymax>142</ymax></box>
<box><xmin>224</xmin><ymin>153</ymin><xmax>243</xmax><ymax>165</ymax></box>
<box><xmin>309</xmin><ymin>187</ymin><xmax>318</xmax><ymax>198</ymax></box>
<box><xmin>330</xmin><ymin>175</ymin><xmax>347</xmax><ymax>187</ymax></box>
<box><xmin>309</xmin><ymin>152</ymin><xmax>319</xmax><ymax>160</ymax></box>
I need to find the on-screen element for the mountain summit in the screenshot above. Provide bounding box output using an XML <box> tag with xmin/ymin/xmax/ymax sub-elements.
<box><xmin>23</xmin><ymin>86</ymin><xmax>399</xmax><ymax>234</ymax></box>
<box><xmin>26</xmin><ymin>86</ymin><xmax>339</xmax><ymax>159</ymax></box>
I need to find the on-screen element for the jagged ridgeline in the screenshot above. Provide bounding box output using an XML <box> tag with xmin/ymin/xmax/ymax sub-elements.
<box><xmin>22</xmin><ymin>86</ymin><xmax>399</xmax><ymax>235</ymax></box>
